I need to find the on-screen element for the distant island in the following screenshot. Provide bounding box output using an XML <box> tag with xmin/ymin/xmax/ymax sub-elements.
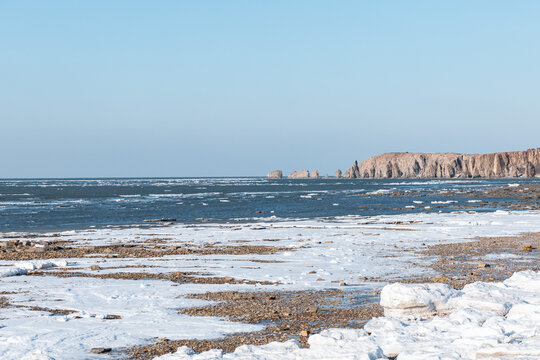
<box><xmin>268</xmin><ymin>148</ymin><xmax>540</xmax><ymax>179</ymax></box>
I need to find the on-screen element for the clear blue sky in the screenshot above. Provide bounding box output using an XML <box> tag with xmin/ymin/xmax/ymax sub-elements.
<box><xmin>1</xmin><ymin>1</ymin><xmax>539</xmax><ymax>178</ymax></box>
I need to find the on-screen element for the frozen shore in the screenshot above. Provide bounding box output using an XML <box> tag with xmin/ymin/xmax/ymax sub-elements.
<box><xmin>0</xmin><ymin>210</ymin><xmax>539</xmax><ymax>359</ymax></box>
<box><xmin>157</xmin><ymin>270</ymin><xmax>540</xmax><ymax>359</ymax></box>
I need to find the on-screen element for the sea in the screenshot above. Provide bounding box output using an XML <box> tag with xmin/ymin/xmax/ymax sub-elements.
<box><xmin>1</xmin><ymin>177</ymin><xmax>539</xmax><ymax>233</ymax></box>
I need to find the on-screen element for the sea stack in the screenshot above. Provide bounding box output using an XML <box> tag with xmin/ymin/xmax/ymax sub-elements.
<box><xmin>311</xmin><ymin>170</ymin><xmax>319</xmax><ymax>178</ymax></box>
<box><xmin>334</xmin><ymin>169</ymin><xmax>342</xmax><ymax>178</ymax></box>
<box><xmin>266</xmin><ymin>170</ymin><xmax>283</xmax><ymax>179</ymax></box>
<box><xmin>343</xmin><ymin>148</ymin><xmax>540</xmax><ymax>179</ymax></box>
<box><xmin>288</xmin><ymin>170</ymin><xmax>310</xmax><ymax>179</ymax></box>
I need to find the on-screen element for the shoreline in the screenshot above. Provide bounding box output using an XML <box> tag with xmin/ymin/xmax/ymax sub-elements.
<box><xmin>127</xmin><ymin>230</ymin><xmax>539</xmax><ymax>359</ymax></box>
<box><xmin>0</xmin><ymin>207</ymin><xmax>539</xmax><ymax>359</ymax></box>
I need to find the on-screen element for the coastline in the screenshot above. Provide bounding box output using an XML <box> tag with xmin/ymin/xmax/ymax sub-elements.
<box><xmin>1</xmin><ymin>196</ymin><xmax>539</xmax><ymax>358</ymax></box>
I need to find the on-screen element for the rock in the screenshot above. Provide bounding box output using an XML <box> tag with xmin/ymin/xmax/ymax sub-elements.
<box><xmin>476</xmin><ymin>263</ymin><xmax>490</xmax><ymax>268</ymax></box>
<box><xmin>90</xmin><ymin>265</ymin><xmax>102</xmax><ymax>271</ymax></box>
<box><xmin>343</xmin><ymin>148</ymin><xmax>540</xmax><ymax>178</ymax></box>
<box><xmin>300</xmin><ymin>330</ymin><xmax>310</xmax><ymax>336</ymax></box>
<box><xmin>143</xmin><ymin>218</ymin><xmax>176</xmax><ymax>223</ymax></box>
<box><xmin>224</xmin><ymin>276</ymin><xmax>234</xmax><ymax>282</ymax></box>
<box><xmin>521</xmin><ymin>244</ymin><xmax>533</xmax><ymax>251</ymax></box>
<box><xmin>103</xmin><ymin>314</ymin><xmax>121</xmax><ymax>320</ymax></box>
<box><xmin>311</xmin><ymin>170</ymin><xmax>319</xmax><ymax>178</ymax></box>
<box><xmin>266</xmin><ymin>170</ymin><xmax>283</xmax><ymax>179</ymax></box>
<box><xmin>334</xmin><ymin>169</ymin><xmax>342</xmax><ymax>178</ymax></box>
<box><xmin>432</xmin><ymin>274</ymin><xmax>450</xmax><ymax>283</ymax></box>
<box><xmin>323</xmin><ymin>174</ymin><xmax>329</xmax><ymax>179</ymax></box>
<box><xmin>288</xmin><ymin>170</ymin><xmax>310</xmax><ymax>179</ymax></box>
<box><xmin>90</xmin><ymin>348</ymin><xmax>111</xmax><ymax>354</ymax></box>
<box><xmin>308</xmin><ymin>306</ymin><xmax>318</xmax><ymax>313</ymax></box>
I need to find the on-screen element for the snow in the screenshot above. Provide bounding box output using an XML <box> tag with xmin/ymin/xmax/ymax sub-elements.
<box><xmin>0</xmin><ymin>260</ymin><xmax>68</xmax><ymax>278</ymax></box>
<box><xmin>156</xmin><ymin>270</ymin><xmax>540</xmax><ymax>359</ymax></box>
<box><xmin>0</xmin><ymin>276</ymin><xmax>263</xmax><ymax>359</ymax></box>
<box><xmin>1</xmin><ymin>210</ymin><xmax>540</xmax><ymax>359</ymax></box>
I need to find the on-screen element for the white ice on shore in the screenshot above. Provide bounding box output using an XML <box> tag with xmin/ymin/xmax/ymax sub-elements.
<box><xmin>155</xmin><ymin>270</ymin><xmax>540</xmax><ymax>359</ymax></box>
<box><xmin>1</xmin><ymin>210</ymin><xmax>540</xmax><ymax>359</ymax></box>
<box><xmin>0</xmin><ymin>259</ymin><xmax>67</xmax><ymax>278</ymax></box>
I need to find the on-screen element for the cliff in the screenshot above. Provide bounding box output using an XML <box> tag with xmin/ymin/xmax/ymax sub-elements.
<box><xmin>343</xmin><ymin>148</ymin><xmax>540</xmax><ymax>179</ymax></box>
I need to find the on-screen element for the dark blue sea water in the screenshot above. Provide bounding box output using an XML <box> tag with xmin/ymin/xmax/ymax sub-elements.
<box><xmin>0</xmin><ymin>177</ymin><xmax>538</xmax><ymax>232</ymax></box>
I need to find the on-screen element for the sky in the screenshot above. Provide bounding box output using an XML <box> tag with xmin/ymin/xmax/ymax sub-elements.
<box><xmin>1</xmin><ymin>1</ymin><xmax>539</xmax><ymax>178</ymax></box>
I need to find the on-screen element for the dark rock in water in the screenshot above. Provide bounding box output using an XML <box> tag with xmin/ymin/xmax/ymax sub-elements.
<box><xmin>266</xmin><ymin>170</ymin><xmax>283</xmax><ymax>179</ymax></box>
<box><xmin>343</xmin><ymin>148</ymin><xmax>540</xmax><ymax>179</ymax></box>
<box><xmin>90</xmin><ymin>348</ymin><xmax>111</xmax><ymax>354</ymax></box>
<box><xmin>143</xmin><ymin>218</ymin><xmax>177</xmax><ymax>223</ymax></box>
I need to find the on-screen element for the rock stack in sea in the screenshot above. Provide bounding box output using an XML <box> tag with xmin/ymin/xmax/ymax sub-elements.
<box><xmin>288</xmin><ymin>170</ymin><xmax>310</xmax><ymax>179</ymax></box>
<box><xmin>267</xmin><ymin>169</ymin><xmax>343</xmax><ymax>179</ymax></box>
<box><xmin>266</xmin><ymin>170</ymin><xmax>283</xmax><ymax>179</ymax></box>
<box><xmin>343</xmin><ymin>148</ymin><xmax>540</xmax><ymax>179</ymax></box>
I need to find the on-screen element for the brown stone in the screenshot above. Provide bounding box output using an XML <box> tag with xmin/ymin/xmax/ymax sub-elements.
<box><xmin>103</xmin><ymin>314</ymin><xmax>121</xmax><ymax>320</ymax></box>
<box><xmin>90</xmin><ymin>265</ymin><xmax>101</xmax><ymax>271</ymax></box>
<box><xmin>90</xmin><ymin>348</ymin><xmax>111</xmax><ymax>354</ymax></box>
<box><xmin>521</xmin><ymin>244</ymin><xmax>533</xmax><ymax>251</ymax></box>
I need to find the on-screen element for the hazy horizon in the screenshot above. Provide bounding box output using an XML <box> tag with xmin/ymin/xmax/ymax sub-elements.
<box><xmin>2</xmin><ymin>1</ymin><xmax>539</xmax><ymax>178</ymax></box>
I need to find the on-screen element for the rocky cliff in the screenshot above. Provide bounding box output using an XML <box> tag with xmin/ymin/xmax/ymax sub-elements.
<box><xmin>343</xmin><ymin>148</ymin><xmax>540</xmax><ymax>179</ymax></box>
